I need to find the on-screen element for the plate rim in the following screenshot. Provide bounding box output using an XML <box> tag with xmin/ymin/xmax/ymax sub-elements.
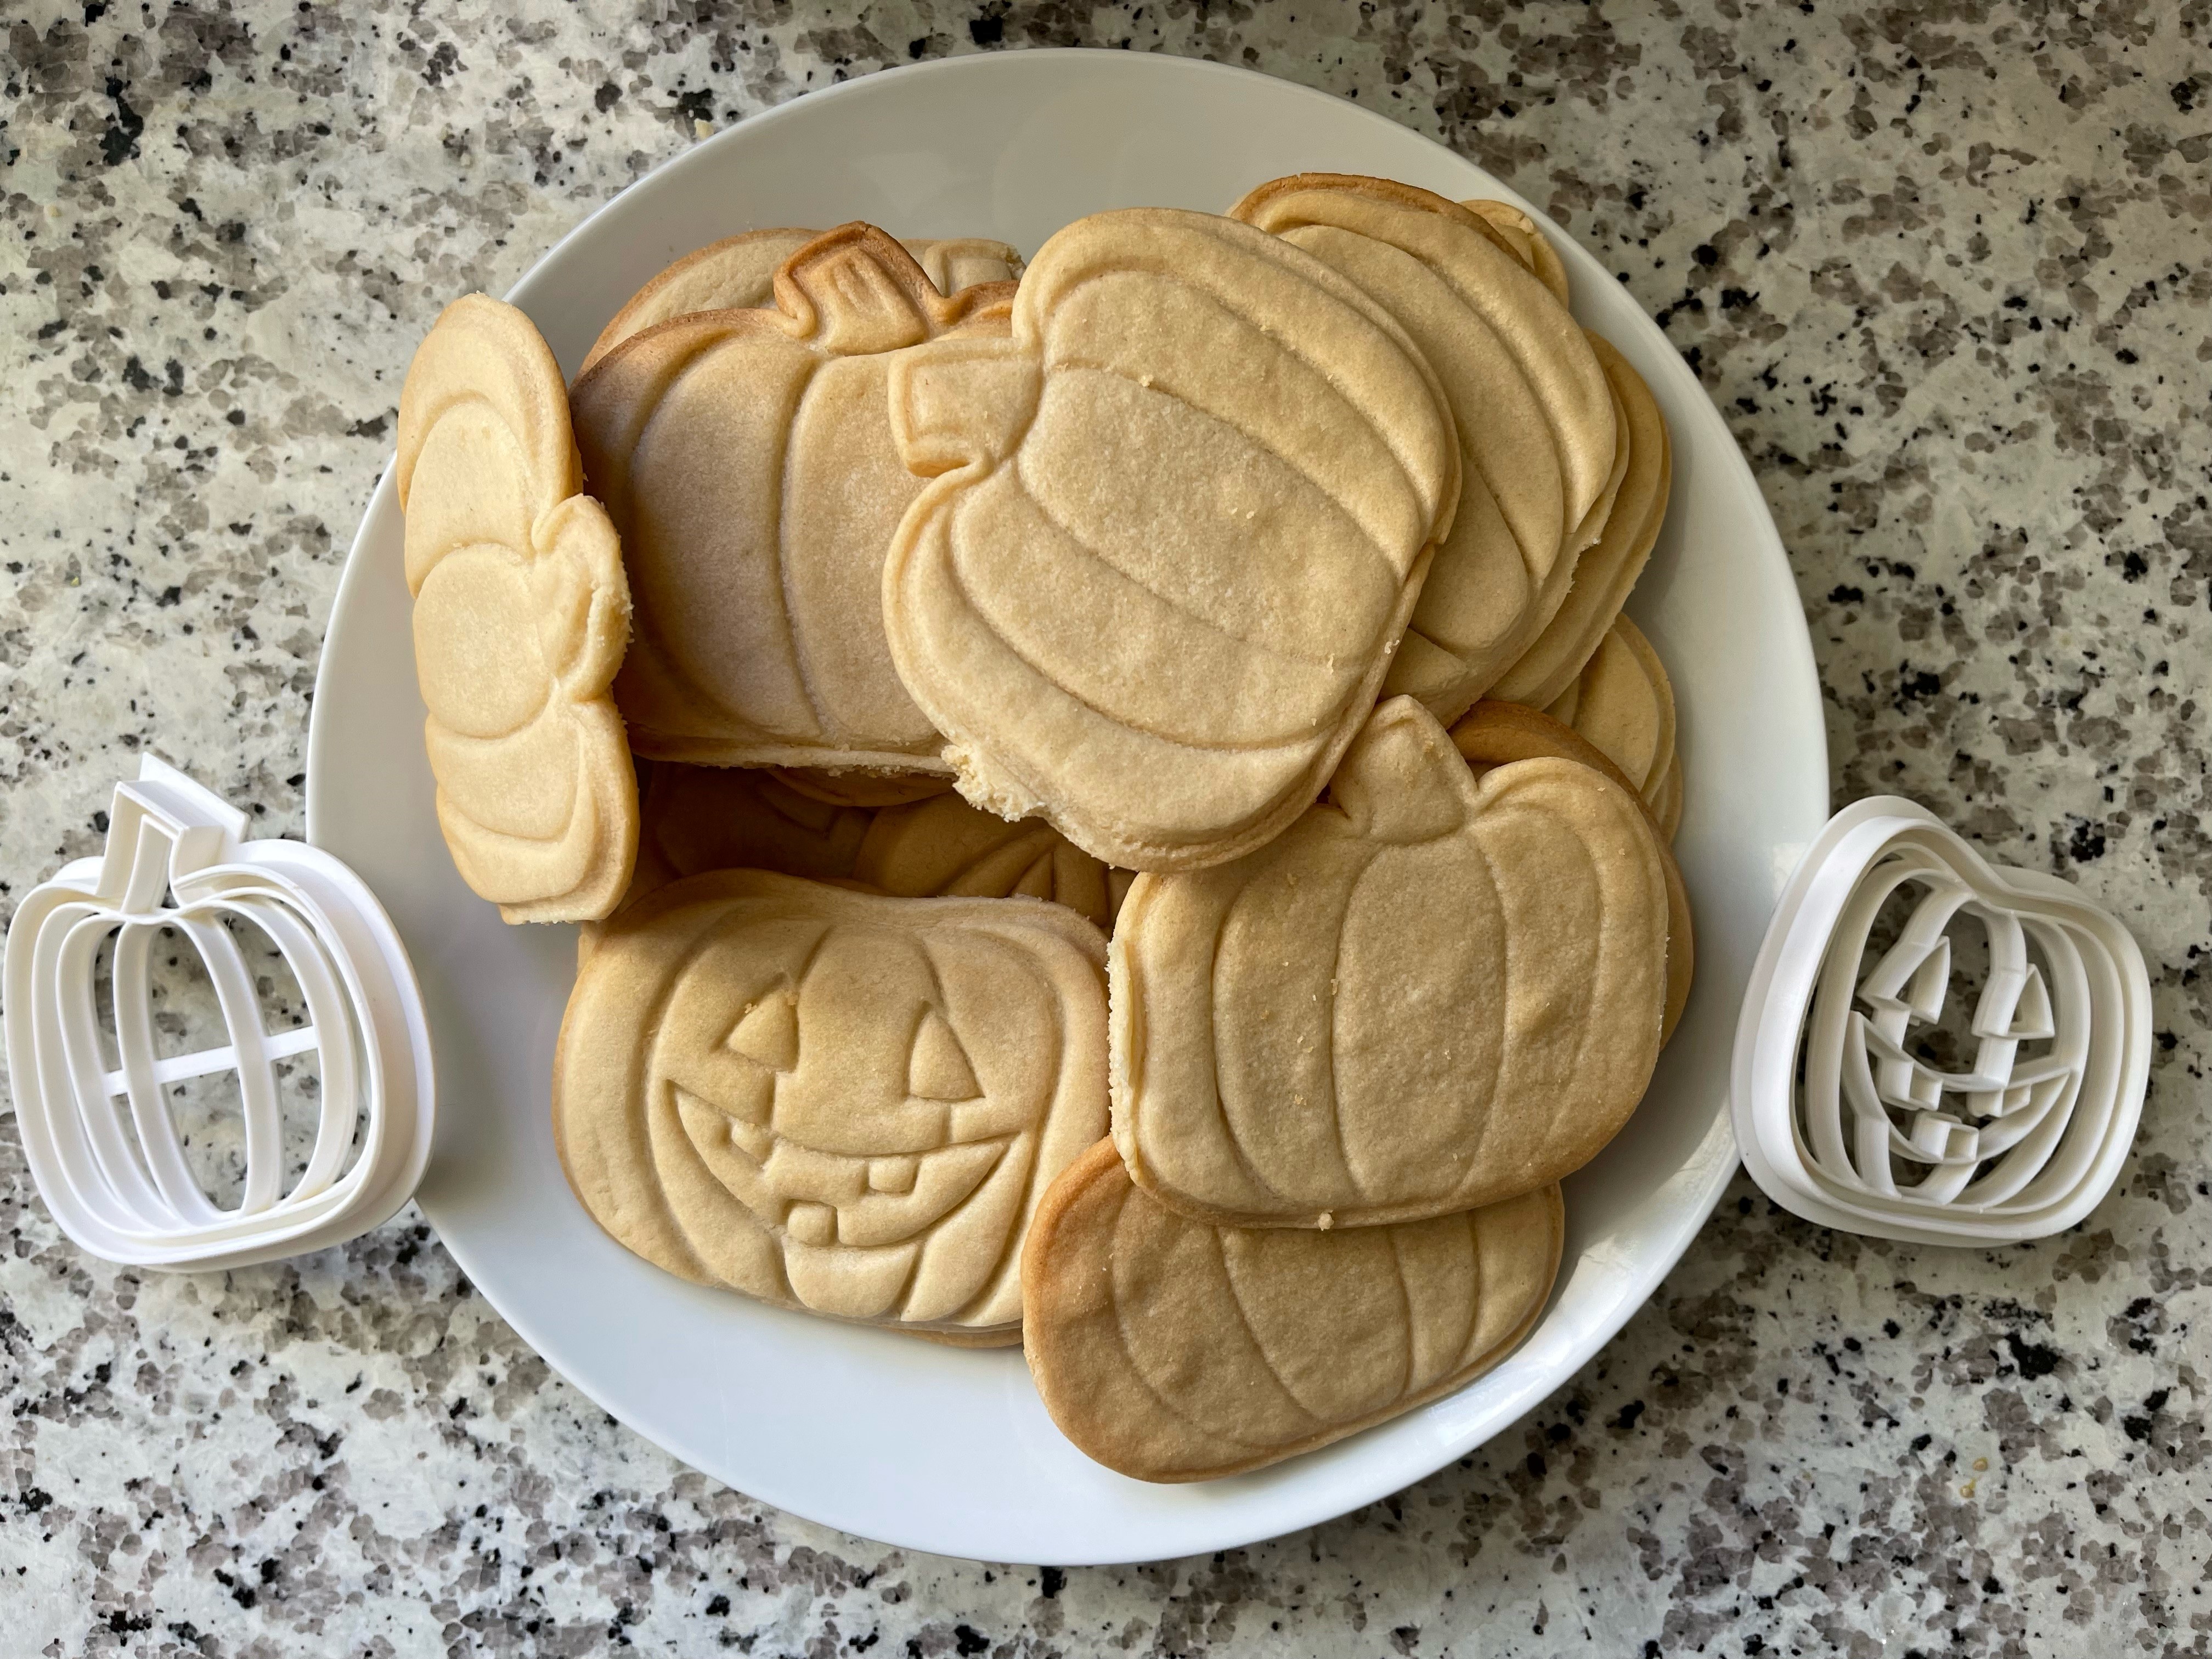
<box><xmin>308</xmin><ymin>46</ymin><xmax>1827</xmax><ymax>1564</ymax></box>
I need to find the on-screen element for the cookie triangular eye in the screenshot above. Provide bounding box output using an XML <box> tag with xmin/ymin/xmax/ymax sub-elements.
<box><xmin>909</xmin><ymin>1008</ymin><xmax>981</xmax><ymax>1101</ymax></box>
<box><xmin>725</xmin><ymin>991</ymin><xmax>798</xmax><ymax>1070</ymax></box>
<box><xmin>1903</xmin><ymin>935</ymin><xmax>1950</xmax><ymax>1025</ymax></box>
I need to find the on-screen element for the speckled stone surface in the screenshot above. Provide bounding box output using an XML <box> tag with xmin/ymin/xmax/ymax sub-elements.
<box><xmin>3</xmin><ymin>3</ymin><xmax>2207</xmax><ymax>1654</ymax></box>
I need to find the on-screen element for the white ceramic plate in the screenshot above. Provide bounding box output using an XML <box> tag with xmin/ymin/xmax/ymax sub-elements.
<box><xmin>308</xmin><ymin>49</ymin><xmax>1826</xmax><ymax>1565</ymax></box>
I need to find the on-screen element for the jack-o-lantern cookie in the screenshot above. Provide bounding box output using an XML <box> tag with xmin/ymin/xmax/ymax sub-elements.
<box><xmin>1111</xmin><ymin>696</ymin><xmax>1669</xmax><ymax>1228</ymax></box>
<box><xmin>1022</xmin><ymin>1140</ymin><xmax>1562</xmax><ymax>1481</ymax></box>
<box><xmin>853</xmin><ymin>792</ymin><xmax>1119</xmax><ymax>932</ymax></box>
<box><xmin>396</xmin><ymin>294</ymin><xmax>637</xmax><ymax>923</ymax></box>
<box><xmin>570</xmin><ymin>224</ymin><xmax>1015</xmax><ymax>772</ymax></box>
<box><xmin>1488</xmin><ymin>336</ymin><xmax>1673</xmax><ymax>709</ymax></box>
<box><xmin>1448</xmin><ymin>698</ymin><xmax>1693</xmax><ymax>1042</ymax></box>
<box><xmin>1542</xmin><ymin>616</ymin><xmax>1679</xmax><ymax>836</ymax></box>
<box><xmin>555</xmin><ymin>871</ymin><xmax>1109</xmax><ymax>1340</ymax></box>
<box><xmin>582</xmin><ymin>229</ymin><xmax>1024</xmax><ymax>374</ymax></box>
<box><xmin>1232</xmin><ymin>175</ymin><xmax>1618</xmax><ymax>723</ymax></box>
<box><xmin>882</xmin><ymin>206</ymin><xmax>1460</xmax><ymax>871</ymax></box>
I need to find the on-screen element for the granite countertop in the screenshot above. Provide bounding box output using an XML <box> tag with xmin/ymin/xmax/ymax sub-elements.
<box><xmin>3</xmin><ymin>3</ymin><xmax>2205</xmax><ymax>1653</ymax></box>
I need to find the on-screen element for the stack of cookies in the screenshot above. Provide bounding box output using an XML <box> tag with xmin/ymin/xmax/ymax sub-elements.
<box><xmin>392</xmin><ymin>174</ymin><xmax>1691</xmax><ymax>1481</ymax></box>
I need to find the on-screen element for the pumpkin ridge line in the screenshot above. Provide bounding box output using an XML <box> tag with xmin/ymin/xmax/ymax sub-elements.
<box><xmin>1198</xmin><ymin>871</ymin><xmax>1305</xmax><ymax>1211</ymax></box>
<box><xmin>1324</xmin><ymin>844</ymin><xmax>1387</xmax><ymax>1209</ymax></box>
<box><xmin>773</xmin><ymin>357</ymin><xmax>835</xmax><ymax>743</ymax></box>
<box><xmin>1258</xmin><ymin>195</ymin><xmax>1612</xmax><ymax>526</ymax></box>
<box><xmin>1036</xmin><ymin>345</ymin><xmax>1420</xmax><ymax>586</ymax></box>
<box><xmin>1020</xmin><ymin>220</ymin><xmax>1448</xmax><ymax>524</ymax></box>
<box><xmin>1105</xmin><ymin>1217</ymin><xmax>1316</xmax><ymax>1460</ymax></box>
<box><xmin>1006</xmin><ymin>387</ymin><xmax>1392</xmax><ymax>672</ymax></box>
<box><xmin>1458</xmin><ymin>817</ymin><xmax>1513</xmax><ymax>1186</ymax></box>
<box><xmin>1272</xmin><ymin>223</ymin><xmax>1566</xmax><ymax>580</ymax></box>
<box><xmin>1383</xmin><ymin>1217</ymin><xmax>1420</xmax><ymax>1403</ymax></box>
<box><xmin>1057</xmin><ymin>227</ymin><xmax>1458</xmax><ymax>533</ymax></box>
<box><xmin>932</xmin><ymin>537</ymin><xmax>1340</xmax><ymax>764</ymax></box>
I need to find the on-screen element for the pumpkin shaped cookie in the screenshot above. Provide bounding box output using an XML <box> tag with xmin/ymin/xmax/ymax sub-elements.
<box><xmin>581</xmin><ymin>229</ymin><xmax>1024</xmax><ymax>374</ymax></box>
<box><xmin>1542</xmin><ymin>616</ymin><xmax>1679</xmax><ymax>833</ymax></box>
<box><xmin>571</xmin><ymin>223</ymin><xmax>1015</xmax><ymax>772</ymax></box>
<box><xmin>853</xmin><ymin>792</ymin><xmax>1119</xmax><ymax>932</ymax></box>
<box><xmin>555</xmin><ymin>871</ymin><xmax>1109</xmax><ymax>1340</ymax></box>
<box><xmin>882</xmin><ymin>206</ymin><xmax>1460</xmax><ymax>872</ymax></box>
<box><xmin>1448</xmin><ymin>698</ymin><xmax>1694</xmax><ymax>1042</ymax></box>
<box><xmin>1111</xmin><ymin>696</ymin><xmax>1669</xmax><ymax>1228</ymax></box>
<box><xmin>1232</xmin><ymin>175</ymin><xmax>1618</xmax><ymax>723</ymax></box>
<box><xmin>1488</xmin><ymin>336</ymin><xmax>1673</xmax><ymax>708</ymax></box>
<box><xmin>396</xmin><ymin>294</ymin><xmax>637</xmax><ymax>923</ymax></box>
<box><xmin>1023</xmin><ymin>1140</ymin><xmax>1562</xmax><ymax>1481</ymax></box>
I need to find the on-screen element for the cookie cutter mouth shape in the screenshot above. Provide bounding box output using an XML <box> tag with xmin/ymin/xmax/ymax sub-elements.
<box><xmin>1732</xmin><ymin>796</ymin><xmax>2149</xmax><ymax>1246</ymax></box>
<box><xmin>3</xmin><ymin>757</ymin><xmax>435</xmax><ymax>1270</ymax></box>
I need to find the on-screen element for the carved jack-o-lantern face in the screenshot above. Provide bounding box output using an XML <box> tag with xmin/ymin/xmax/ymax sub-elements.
<box><xmin>554</xmin><ymin>872</ymin><xmax>1109</xmax><ymax>1338</ymax></box>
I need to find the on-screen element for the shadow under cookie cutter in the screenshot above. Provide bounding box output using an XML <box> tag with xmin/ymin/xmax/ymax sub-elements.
<box><xmin>3</xmin><ymin>757</ymin><xmax>435</xmax><ymax>1270</ymax></box>
<box><xmin>1732</xmin><ymin>795</ymin><xmax>2150</xmax><ymax>1246</ymax></box>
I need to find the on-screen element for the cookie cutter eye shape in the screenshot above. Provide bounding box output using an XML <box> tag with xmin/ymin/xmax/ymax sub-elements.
<box><xmin>882</xmin><ymin>206</ymin><xmax>1460</xmax><ymax>873</ymax></box>
<box><xmin>1110</xmin><ymin>697</ymin><xmax>1672</xmax><ymax>1229</ymax></box>
<box><xmin>1</xmin><ymin>758</ymin><xmax>435</xmax><ymax>1272</ymax></box>
<box><xmin>552</xmin><ymin>872</ymin><xmax>1110</xmax><ymax>1341</ymax></box>
<box><xmin>1731</xmin><ymin>796</ymin><xmax>2150</xmax><ymax>1246</ymax></box>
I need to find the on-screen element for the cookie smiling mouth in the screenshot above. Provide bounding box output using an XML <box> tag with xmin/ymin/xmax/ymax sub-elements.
<box><xmin>673</xmin><ymin>1086</ymin><xmax>1013</xmax><ymax>1248</ymax></box>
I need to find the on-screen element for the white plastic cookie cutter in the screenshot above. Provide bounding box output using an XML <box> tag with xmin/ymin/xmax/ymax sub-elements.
<box><xmin>3</xmin><ymin>757</ymin><xmax>434</xmax><ymax>1269</ymax></box>
<box><xmin>1733</xmin><ymin>796</ymin><xmax>2149</xmax><ymax>1245</ymax></box>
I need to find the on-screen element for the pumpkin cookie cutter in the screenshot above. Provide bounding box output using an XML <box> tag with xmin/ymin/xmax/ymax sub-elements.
<box><xmin>1732</xmin><ymin>795</ymin><xmax>2149</xmax><ymax>1245</ymax></box>
<box><xmin>3</xmin><ymin>757</ymin><xmax>434</xmax><ymax>1270</ymax></box>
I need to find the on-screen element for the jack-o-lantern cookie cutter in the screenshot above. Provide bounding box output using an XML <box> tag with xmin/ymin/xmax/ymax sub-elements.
<box><xmin>1733</xmin><ymin>795</ymin><xmax>2149</xmax><ymax>1245</ymax></box>
<box><xmin>3</xmin><ymin>758</ymin><xmax>434</xmax><ymax>1270</ymax></box>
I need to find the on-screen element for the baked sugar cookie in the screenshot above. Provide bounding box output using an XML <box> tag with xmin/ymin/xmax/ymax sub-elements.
<box><xmin>1448</xmin><ymin>698</ymin><xmax>1694</xmax><ymax>1042</ymax></box>
<box><xmin>1487</xmin><ymin>336</ymin><xmax>1673</xmax><ymax>709</ymax></box>
<box><xmin>396</xmin><ymin>294</ymin><xmax>637</xmax><ymax>923</ymax></box>
<box><xmin>1543</xmin><ymin>615</ymin><xmax>1679</xmax><ymax>830</ymax></box>
<box><xmin>1111</xmin><ymin>696</ymin><xmax>1668</xmax><ymax>1228</ymax></box>
<box><xmin>555</xmin><ymin>871</ymin><xmax>1109</xmax><ymax>1341</ymax></box>
<box><xmin>884</xmin><ymin>206</ymin><xmax>1459</xmax><ymax>871</ymax></box>
<box><xmin>592</xmin><ymin>761</ymin><xmax>1120</xmax><ymax>949</ymax></box>
<box><xmin>572</xmin><ymin>224</ymin><xmax>1014</xmax><ymax>771</ymax></box>
<box><xmin>1461</xmin><ymin>199</ymin><xmax>1570</xmax><ymax>306</ymax></box>
<box><xmin>853</xmin><ymin>791</ymin><xmax>1118</xmax><ymax>932</ymax></box>
<box><xmin>630</xmin><ymin>762</ymin><xmax>874</xmax><ymax>898</ymax></box>
<box><xmin>1022</xmin><ymin>1139</ymin><xmax>1562</xmax><ymax>1481</ymax></box>
<box><xmin>1232</xmin><ymin>176</ymin><xmax>1617</xmax><ymax>724</ymax></box>
<box><xmin>582</xmin><ymin>229</ymin><xmax>1023</xmax><ymax>373</ymax></box>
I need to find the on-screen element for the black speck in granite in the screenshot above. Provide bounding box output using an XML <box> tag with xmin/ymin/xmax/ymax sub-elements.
<box><xmin>2</xmin><ymin>4</ymin><xmax>2205</xmax><ymax>1654</ymax></box>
